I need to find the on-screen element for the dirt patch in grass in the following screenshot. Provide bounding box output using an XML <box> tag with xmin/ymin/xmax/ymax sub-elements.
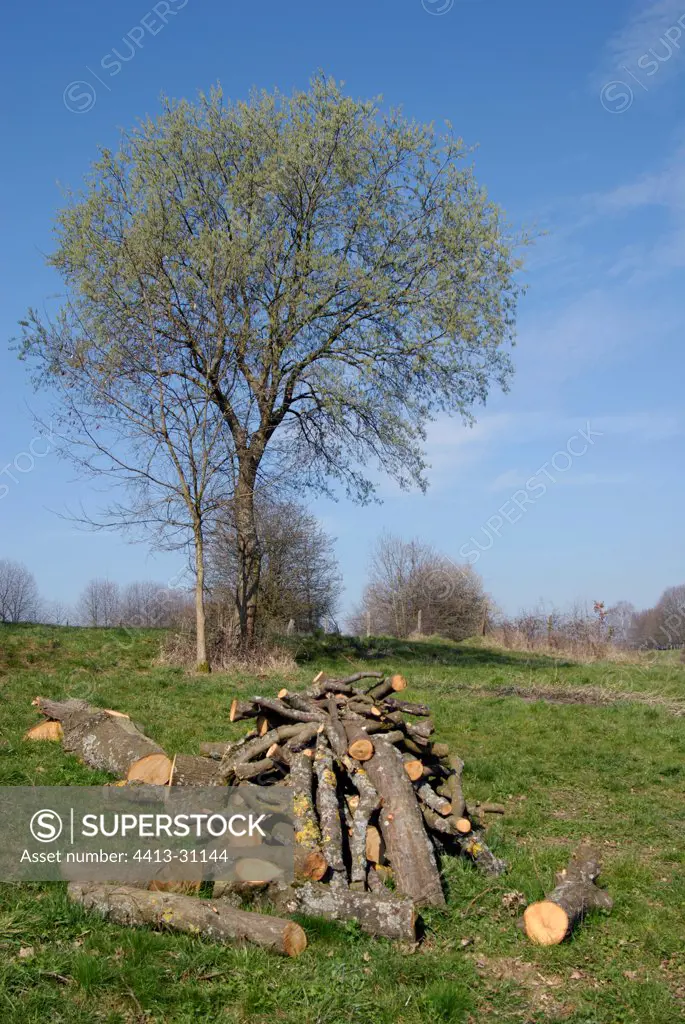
<box><xmin>462</xmin><ymin>683</ymin><xmax>685</xmax><ymax>716</ymax></box>
<box><xmin>474</xmin><ymin>955</ymin><xmax>589</xmax><ymax>1019</ymax></box>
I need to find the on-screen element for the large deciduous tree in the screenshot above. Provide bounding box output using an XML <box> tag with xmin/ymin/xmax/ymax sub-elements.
<box><xmin>19</xmin><ymin>76</ymin><xmax>524</xmax><ymax>641</ymax></box>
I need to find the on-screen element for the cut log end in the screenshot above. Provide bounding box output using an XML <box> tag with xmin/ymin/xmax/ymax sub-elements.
<box><xmin>455</xmin><ymin>817</ymin><xmax>472</xmax><ymax>834</ymax></box>
<box><xmin>347</xmin><ymin>737</ymin><xmax>374</xmax><ymax>762</ymax></box>
<box><xmin>403</xmin><ymin>759</ymin><xmax>424</xmax><ymax>782</ymax></box>
<box><xmin>127</xmin><ymin>753</ymin><xmax>173</xmax><ymax>785</ymax></box>
<box><xmin>390</xmin><ymin>674</ymin><xmax>407</xmax><ymax>692</ymax></box>
<box><xmin>523</xmin><ymin>901</ymin><xmax>570</xmax><ymax>946</ymax></box>
<box><xmin>24</xmin><ymin>721</ymin><xmax>63</xmax><ymax>742</ymax></box>
<box><xmin>283</xmin><ymin>921</ymin><xmax>308</xmax><ymax>958</ymax></box>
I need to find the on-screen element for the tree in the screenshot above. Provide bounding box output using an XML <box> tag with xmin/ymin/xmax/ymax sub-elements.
<box><xmin>0</xmin><ymin>560</ymin><xmax>40</xmax><ymax>623</ymax></box>
<box><xmin>352</xmin><ymin>534</ymin><xmax>486</xmax><ymax>641</ymax></box>
<box><xmin>19</xmin><ymin>76</ymin><xmax>524</xmax><ymax>641</ymax></box>
<box><xmin>209</xmin><ymin>497</ymin><xmax>342</xmax><ymax>633</ymax></box>
<box><xmin>604</xmin><ymin>600</ymin><xmax>636</xmax><ymax>645</ymax></box>
<box><xmin>77</xmin><ymin>579</ymin><xmax>121</xmax><ymax>627</ymax></box>
<box><xmin>119</xmin><ymin>580</ymin><xmax>192</xmax><ymax>628</ymax></box>
<box><xmin>19</xmin><ymin>295</ymin><xmax>235</xmax><ymax>670</ymax></box>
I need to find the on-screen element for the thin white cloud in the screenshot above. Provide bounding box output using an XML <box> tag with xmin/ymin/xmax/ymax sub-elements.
<box><xmin>597</xmin><ymin>0</ymin><xmax>685</xmax><ymax>90</ymax></box>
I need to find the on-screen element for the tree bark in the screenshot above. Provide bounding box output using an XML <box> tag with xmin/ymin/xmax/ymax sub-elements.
<box><xmin>193</xmin><ymin>526</ymin><xmax>209</xmax><ymax>672</ymax></box>
<box><xmin>363</xmin><ymin>739</ymin><xmax>445</xmax><ymax>907</ymax></box>
<box><xmin>234</xmin><ymin>465</ymin><xmax>261</xmax><ymax>643</ymax></box>
<box><xmin>266</xmin><ymin>883</ymin><xmax>416</xmax><ymax>942</ymax></box>
<box><xmin>68</xmin><ymin>882</ymin><xmax>307</xmax><ymax>957</ymax></box>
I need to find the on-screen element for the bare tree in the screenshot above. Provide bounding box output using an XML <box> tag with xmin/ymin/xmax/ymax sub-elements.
<box><xmin>351</xmin><ymin>534</ymin><xmax>486</xmax><ymax>641</ymax></box>
<box><xmin>209</xmin><ymin>498</ymin><xmax>342</xmax><ymax>633</ymax></box>
<box><xmin>630</xmin><ymin>585</ymin><xmax>685</xmax><ymax>648</ymax></box>
<box><xmin>0</xmin><ymin>560</ymin><xmax>40</xmax><ymax>623</ymax></box>
<box><xmin>119</xmin><ymin>581</ymin><xmax>192</xmax><ymax>628</ymax></box>
<box><xmin>77</xmin><ymin>579</ymin><xmax>121</xmax><ymax>627</ymax></box>
<box><xmin>41</xmin><ymin>599</ymin><xmax>72</xmax><ymax>625</ymax></box>
<box><xmin>605</xmin><ymin>600</ymin><xmax>636</xmax><ymax>645</ymax></box>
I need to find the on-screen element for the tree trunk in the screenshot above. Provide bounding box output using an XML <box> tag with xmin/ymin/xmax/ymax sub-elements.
<box><xmin>234</xmin><ymin>465</ymin><xmax>261</xmax><ymax>643</ymax></box>
<box><xmin>194</xmin><ymin>528</ymin><xmax>210</xmax><ymax>672</ymax></box>
<box><xmin>68</xmin><ymin>882</ymin><xmax>307</xmax><ymax>957</ymax></box>
<box><xmin>363</xmin><ymin>739</ymin><xmax>445</xmax><ymax>907</ymax></box>
<box><xmin>32</xmin><ymin>697</ymin><xmax>168</xmax><ymax>780</ymax></box>
<box><xmin>266</xmin><ymin>883</ymin><xmax>416</xmax><ymax>942</ymax></box>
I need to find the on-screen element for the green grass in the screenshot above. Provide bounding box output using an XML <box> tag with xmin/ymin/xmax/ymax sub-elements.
<box><xmin>1</xmin><ymin>623</ymin><xmax>684</xmax><ymax>1023</ymax></box>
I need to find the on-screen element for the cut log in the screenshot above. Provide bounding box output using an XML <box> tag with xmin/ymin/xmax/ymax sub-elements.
<box><xmin>127</xmin><ymin>753</ymin><xmax>173</xmax><ymax>785</ymax></box>
<box><xmin>232</xmin><ymin>758</ymin><xmax>276</xmax><ymax>780</ymax></box>
<box><xmin>523</xmin><ymin>845</ymin><xmax>613</xmax><ymax>946</ymax></box>
<box><xmin>366</xmin><ymin>675</ymin><xmax>407</xmax><ymax>701</ymax></box>
<box><xmin>340</xmin><ymin>756</ymin><xmax>381</xmax><ymax>888</ymax></box>
<box><xmin>254</xmin><ymin>697</ymin><xmax>326</xmax><ymax>723</ymax></box>
<box><xmin>406</xmin><ymin>720</ymin><xmax>434</xmax><ymax>741</ymax></box>
<box><xmin>383</xmin><ymin>698</ymin><xmax>431</xmax><ymax>717</ymax></box>
<box><xmin>169</xmin><ymin>753</ymin><xmax>224</xmax><ymax>787</ymax></box>
<box><xmin>402</xmin><ymin>754</ymin><xmax>425</xmax><ymax>782</ymax></box>
<box><xmin>267</xmin><ymin>882</ymin><xmax>416</xmax><ymax>942</ymax></box>
<box><xmin>32</xmin><ymin>698</ymin><xmax>167</xmax><ymax>779</ymax></box>
<box><xmin>455</xmin><ymin>817</ymin><xmax>472</xmax><ymax>834</ymax></box>
<box><xmin>324</xmin><ymin>696</ymin><xmax>348</xmax><ymax>758</ymax></box>
<box><xmin>230</xmin><ymin>699</ymin><xmax>260</xmax><ymax>723</ymax></box>
<box><xmin>344</xmin><ymin>722</ymin><xmax>375</xmax><ymax>762</ymax></box>
<box><xmin>288</xmin><ymin>751</ymin><xmax>327</xmax><ymax>881</ymax></box>
<box><xmin>365</xmin><ymin>824</ymin><xmax>385</xmax><ymax>865</ymax></box>
<box><xmin>363</xmin><ymin>739</ymin><xmax>445</xmax><ymax>906</ymax></box>
<box><xmin>314</xmin><ymin>735</ymin><xmax>346</xmax><ymax>884</ymax></box>
<box><xmin>24</xmin><ymin>721</ymin><xmax>63</xmax><ymax>742</ymax></box>
<box><xmin>443</xmin><ymin>755</ymin><xmax>466</xmax><ymax>818</ymax></box>
<box><xmin>415</xmin><ymin>782</ymin><xmax>452</xmax><ymax>816</ymax></box>
<box><xmin>220</xmin><ymin>723</ymin><xmax>319</xmax><ymax>778</ymax></box>
<box><xmin>68</xmin><ymin>882</ymin><xmax>306</xmax><ymax>957</ymax></box>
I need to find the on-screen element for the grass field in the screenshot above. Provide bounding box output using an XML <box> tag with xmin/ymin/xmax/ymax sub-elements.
<box><xmin>0</xmin><ymin>623</ymin><xmax>684</xmax><ymax>1023</ymax></box>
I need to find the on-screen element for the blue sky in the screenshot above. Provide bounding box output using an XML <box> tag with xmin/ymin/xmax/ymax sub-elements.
<box><xmin>1</xmin><ymin>0</ymin><xmax>683</xmax><ymax>620</ymax></box>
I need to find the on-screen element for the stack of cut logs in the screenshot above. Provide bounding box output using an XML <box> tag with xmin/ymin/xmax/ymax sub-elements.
<box><xmin>28</xmin><ymin>671</ymin><xmax>510</xmax><ymax>954</ymax></box>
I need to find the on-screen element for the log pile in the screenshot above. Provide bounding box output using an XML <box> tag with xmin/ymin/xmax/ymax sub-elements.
<box><xmin>28</xmin><ymin>671</ymin><xmax>509</xmax><ymax>951</ymax></box>
<box><xmin>214</xmin><ymin>670</ymin><xmax>507</xmax><ymax>906</ymax></box>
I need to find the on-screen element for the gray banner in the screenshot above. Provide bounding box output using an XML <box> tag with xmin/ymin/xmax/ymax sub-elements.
<box><xmin>0</xmin><ymin>786</ymin><xmax>294</xmax><ymax>883</ymax></box>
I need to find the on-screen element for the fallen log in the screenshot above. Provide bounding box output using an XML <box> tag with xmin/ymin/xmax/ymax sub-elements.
<box><xmin>363</xmin><ymin>739</ymin><xmax>445</xmax><ymax>907</ymax></box>
<box><xmin>170</xmin><ymin>754</ymin><xmax>225</xmax><ymax>786</ymax></box>
<box><xmin>289</xmin><ymin>751</ymin><xmax>328</xmax><ymax>881</ymax></box>
<box><xmin>266</xmin><ymin>882</ymin><xmax>416</xmax><ymax>942</ymax></box>
<box><xmin>68</xmin><ymin>882</ymin><xmax>307</xmax><ymax>957</ymax></box>
<box><xmin>340</xmin><ymin>756</ymin><xmax>381</xmax><ymax>889</ymax></box>
<box><xmin>366</xmin><ymin>675</ymin><xmax>407</xmax><ymax>701</ymax></box>
<box><xmin>32</xmin><ymin>697</ymin><xmax>167</xmax><ymax>780</ymax></box>
<box><xmin>229</xmin><ymin>699</ymin><xmax>260</xmax><ymax>723</ymax></box>
<box><xmin>314</xmin><ymin>735</ymin><xmax>346</xmax><ymax>885</ymax></box>
<box><xmin>220</xmin><ymin>723</ymin><xmax>319</xmax><ymax>778</ymax></box>
<box><xmin>344</xmin><ymin>721</ymin><xmax>375</xmax><ymax>762</ymax></box>
<box><xmin>523</xmin><ymin>845</ymin><xmax>613</xmax><ymax>945</ymax></box>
